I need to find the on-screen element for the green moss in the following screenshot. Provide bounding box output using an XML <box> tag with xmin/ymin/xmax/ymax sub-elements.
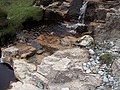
<box><xmin>100</xmin><ymin>53</ymin><xmax>113</xmax><ymax>66</ymax></box>
<box><xmin>0</xmin><ymin>0</ymin><xmax>43</xmax><ymax>44</ymax></box>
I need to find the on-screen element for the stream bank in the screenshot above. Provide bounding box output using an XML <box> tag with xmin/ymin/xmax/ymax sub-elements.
<box><xmin>1</xmin><ymin>0</ymin><xmax>120</xmax><ymax>90</ymax></box>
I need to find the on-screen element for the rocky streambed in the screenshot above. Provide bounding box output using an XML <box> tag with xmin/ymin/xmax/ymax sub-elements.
<box><xmin>0</xmin><ymin>0</ymin><xmax>120</xmax><ymax>90</ymax></box>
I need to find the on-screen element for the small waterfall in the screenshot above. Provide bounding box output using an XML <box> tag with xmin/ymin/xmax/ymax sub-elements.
<box><xmin>62</xmin><ymin>1</ymin><xmax>88</xmax><ymax>31</ymax></box>
<box><xmin>78</xmin><ymin>1</ymin><xmax>88</xmax><ymax>24</ymax></box>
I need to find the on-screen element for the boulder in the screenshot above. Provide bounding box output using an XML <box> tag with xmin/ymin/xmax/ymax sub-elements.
<box><xmin>12</xmin><ymin>59</ymin><xmax>48</xmax><ymax>90</ymax></box>
<box><xmin>37</xmin><ymin>48</ymin><xmax>90</xmax><ymax>77</ymax></box>
<box><xmin>37</xmin><ymin>48</ymin><xmax>101</xmax><ymax>89</ymax></box>
<box><xmin>11</xmin><ymin>48</ymin><xmax>102</xmax><ymax>90</ymax></box>
<box><xmin>3</xmin><ymin>46</ymin><xmax>19</xmax><ymax>58</ymax></box>
<box><xmin>15</xmin><ymin>44</ymin><xmax>37</xmax><ymax>59</ymax></box>
<box><xmin>13</xmin><ymin>59</ymin><xmax>36</xmax><ymax>80</ymax></box>
<box><xmin>76</xmin><ymin>35</ymin><xmax>94</xmax><ymax>46</ymax></box>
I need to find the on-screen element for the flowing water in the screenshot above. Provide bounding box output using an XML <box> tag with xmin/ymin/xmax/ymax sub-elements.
<box><xmin>62</xmin><ymin>0</ymin><xmax>88</xmax><ymax>31</ymax></box>
<box><xmin>78</xmin><ymin>1</ymin><xmax>89</xmax><ymax>24</ymax></box>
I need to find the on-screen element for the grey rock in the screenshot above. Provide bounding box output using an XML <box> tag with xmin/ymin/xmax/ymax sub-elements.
<box><xmin>3</xmin><ymin>46</ymin><xmax>19</xmax><ymax>58</ymax></box>
<box><xmin>11</xmin><ymin>59</ymin><xmax>48</xmax><ymax>90</ymax></box>
<box><xmin>37</xmin><ymin>48</ymin><xmax>101</xmax><ymax>90</ymax></box>
<box><xmin>77</xmin><ymin>35</ymin><xmax>94</xmax><ymax>46</ymax></box>
<box><xmin>10</xmin><ymin>82</ymin><xmax>42</xmax><ymax>90</ymax></box>
<box><xmin>112</xmin><ymin>59</ymin><xmax>120</xmax><ymax>75</ymax></box>
<box><xmin>94</xmin><ymin>13</ymin><xmax>120</xmax><ymax>42</ymax></box>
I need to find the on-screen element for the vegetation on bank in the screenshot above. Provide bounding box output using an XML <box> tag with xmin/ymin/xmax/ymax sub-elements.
<box><xmin>0</xmin><ymin>0</ymin><xmax>43</xmax><ymax>44</ymax></box>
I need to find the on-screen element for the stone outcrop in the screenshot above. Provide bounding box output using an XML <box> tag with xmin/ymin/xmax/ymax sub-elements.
<box><xmin>3</xmin><ymin>46</ymin><xmax>19</xmax><ymax>58</ymax></box>
<box><xmin>8</xmin><ymin>48</ymin><xmax>102</xmax><ymax>90</ymax></box>
<box><xmin>10</xmin><ymin>59</ymin><xmax>48</xmax><ymax>90</ymax></box>
<box><xmin>37</xmin><ymin>48</ymin><xmax>101</xmax><ymax>90</ymax></box>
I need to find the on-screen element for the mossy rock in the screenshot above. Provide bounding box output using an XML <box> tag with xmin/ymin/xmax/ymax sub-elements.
<box><xmin>100</xmin><ymin>53</ymin><xmax>113</xmax><ymax>66</ymax></box>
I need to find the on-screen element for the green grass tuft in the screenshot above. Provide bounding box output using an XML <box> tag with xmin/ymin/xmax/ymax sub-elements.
<box><xmin>100</xmin><ymin>53</ymin><xmax>113</xmax><ymax>66</ymax></box>
<box><xmin>0</xmin><ymin>0</ymin><xmax>43</xmax><ymax>44</ymax></box>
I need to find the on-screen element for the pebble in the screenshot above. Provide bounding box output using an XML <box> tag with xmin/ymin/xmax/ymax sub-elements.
<box><xmin>103</xmin><ymin>76</ymin><xmax>109</xmax><ymax>82</ymax></box>
<box><xmin>96</xmin><ymin>57</ymin><xmax>100</xmax><ymax>60</ymax></box>
<box><xmin>89</xmin><ymin>49</ymin><xmax>95</xmax><ymax>55</ymax></box>
<box><xmin>86</xmin><ymin>69</ymin><xmax>91</xmax><ymax>73</ymax></box>
<box><xmin>95</xmin><ymin>59</ymin><xmax>100</xmax><ymax>64</ymax></box>
<box><xmin>89</xmin><ymin>58</ymin><xmax>94</xmax><ymax>61</ymax></box>
<box><xmin>87</xmin><ymin>62</ymin><xmax>91</xmax><ymax>66</ymax></box>
<box><xmin>61</xmin><ymin>88</ymin><xmax>69</xmax><ymax>90</ymax></box>
<box><xmin>83</xmin><ymin>66</ymin><xmax>88</xmax><ymax>71</ymax></box>
<box><xmin>92</xmin><ymin>69</ymin><xmax>97</xmax><ymax>73</ymax></box>
<box><xmin>83</xmin><ymin>63</ymin><xmax>87</xmax><ymax>66</ymax></box>
<box><xmin>91</xmin><ymin>60</ymin><xmax>96</xmax><ymax>66</ymax></box>
<box><xmin>108</xmin><ymin>75</ymin><xmax>114</xmax><ymax>82</ymax></box>
<box><xmin>98</xmin><ymin>70</ymin><xmax>104</xmax><ymax>75</ymax></box>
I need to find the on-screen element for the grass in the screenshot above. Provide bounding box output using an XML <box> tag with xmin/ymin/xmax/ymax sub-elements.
<box><xmin>0</xmin><ymin>0</ymin><xmax>43</xmax><ymax>44</ymax></box>
<box><xmin>100</xmin><ymin>53</ymin><xmax>113</xmax><ymax>66</ymax></box>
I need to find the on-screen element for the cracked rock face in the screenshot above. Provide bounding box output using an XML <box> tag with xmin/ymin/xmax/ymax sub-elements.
<box><xmin>94</xmin><ymin>12</ymin><xmax>120</xmax><ymax>42</ymax></box>
<box><xmin>37</xmin><ymin>48</ymin><xmax>101</xmax><ymax>90</ymax></box>
<box><xmin>9</xmin><ymin>48</ymin><xmax>102</xmax><ymax>90</ymax></box>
